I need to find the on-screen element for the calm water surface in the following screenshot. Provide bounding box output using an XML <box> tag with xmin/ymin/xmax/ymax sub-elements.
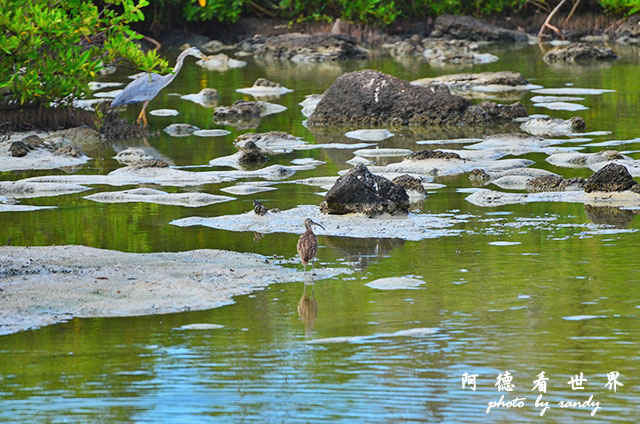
<box><xmin>1</xmin><ymin>44</ymin><xmax>640</xmax><ymax>422</ymax></box>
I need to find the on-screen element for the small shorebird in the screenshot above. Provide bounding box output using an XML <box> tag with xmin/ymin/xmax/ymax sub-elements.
<box><xmin>297</xmin><ymin>218</ymin><xmax>325</xmax><ymax>273</ymax></box>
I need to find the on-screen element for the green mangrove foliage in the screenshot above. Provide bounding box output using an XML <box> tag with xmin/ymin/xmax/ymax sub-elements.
<box><xmin>0</xmin><ymin>0</ymin><xmax>169</xmax><ymax>107</ymax></box>
<box><xmin>164</xmin><ymin>0</ymin><xmax>639</xmax><ymax>25</ymax></box>
<box><xmin>599</xmin><ymin>0</ymin><xmax>640</xmax><ymax>14</ymax></box>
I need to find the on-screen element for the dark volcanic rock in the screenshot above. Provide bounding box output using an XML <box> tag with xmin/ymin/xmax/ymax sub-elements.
<box><xmin>307</xmin><ymin>70</ymin><xmax>525</xmax><ymax>128</ymax></box>
<box><xmin>214</xmin><ymin>100</ymin><xmax>262</xmax><ymax>129</ymax></box>
<box><xmin>392</xmin><ymin>174</ymin><xmax>427</xmax><ymax>195</ymax></box>
<box><xmin>543</xmin><ymin>43</ymin><xmax>619</xmax><ymax>64</ymax></box>
<box><xmin>406</xmin><ymin>150</ymin><xmax>462</xmax><ymax>160</ymax></box>
<box><xmin>251</xmin><ymin>33</ymin><xmax>368</xmax><ymax>62</ymax></box>
<box><xmin>214</xmin><ymin>100</ymin><xmax>261</xmax><ymax>121</ymax></box>
<box><xmin>9</xmin><ymin>141</ymin><xmax>32</xmax><ymax>157</ymax></box>
<box><xmin>320</xmin><ymin>164</ymin><xmax>409</xmax><ymax>217</ymax></box>
<box><xmin>463</xmin><ymin>101</ymin><xmax>528</xmax><ymax>124</ymax></box>
<box><xmin>238</xmin><ymin>140</ymin><xmax>268</xmax><ymax>170</ymax></box>
<box><xmin>432</xmin><ymin>15</ymin><xmax>528</xmax><ymax>43</ymax></box>
<box><xmin>584</xmin><ymin>163</ymin><xmax>637</xmax><ymax>193</ymax></box>
<box><xmin>526</xmin><ymin>175</ymin><xmax>586</xmax><ymax>192</ymax></box>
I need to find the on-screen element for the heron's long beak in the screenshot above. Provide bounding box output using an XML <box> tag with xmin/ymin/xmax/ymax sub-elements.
<box><xmin>311</xmin><ymin>221</ymin><xmax>325</xmax><ymax>231</ymax></box>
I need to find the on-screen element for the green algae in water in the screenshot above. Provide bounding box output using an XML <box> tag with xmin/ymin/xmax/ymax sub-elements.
<box><xmin>1</xmin><ymin>44</ymin><xmax>640</xmax><ymax>421</ymax></box>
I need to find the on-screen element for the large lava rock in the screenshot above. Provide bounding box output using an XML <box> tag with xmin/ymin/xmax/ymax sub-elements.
<box><xmin>431</xmin><ymin>15</ymin><xmax>528</xmax><ymax>43</ymax></box>
<box><xmin>320</xmin><ymin>164</ymin><xmax>409</xmax><ymax>216</ymax></box>
<box><xmin>584</xmin><ymin>163</ymin><xmax>638</xmax><ymax>193</ymax></box>
<box><xmin>307</xmin><ymin>70</ymin><xmax>526</xmax><ymax>128</ymax></box>
<box><xmin>249</xmin><ymin>33</ymin><xmax>368</xmax><ymax>63</ymax></box>
<box><xmin>543</xmin><ymin>43</ymin><xmax>618</xmax><ymax>64</ymax></box>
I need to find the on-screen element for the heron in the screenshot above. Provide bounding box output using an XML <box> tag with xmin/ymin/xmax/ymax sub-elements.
<box><xmin>110</xmin><ymin>47</ymin><xmax>208</xmax><ymax>126</ymax></box>
<box><xmin>297</xmin><ymin>218</ymin><xmax>325</xmax><ymax>273</ymax></box>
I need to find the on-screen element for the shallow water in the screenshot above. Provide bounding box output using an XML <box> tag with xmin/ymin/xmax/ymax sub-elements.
<box><xmin>2</xmin><ymin>43</ymin><xmax>640</xmax><ymax>422</ymax></box>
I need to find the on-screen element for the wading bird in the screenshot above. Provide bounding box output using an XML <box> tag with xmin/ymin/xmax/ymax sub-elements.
<box><xmin>111</xmin><ymin>47</ymin><xmax>208</xmax><ymax>126</ymax></box>
<box><xmin>297</xmin><ymin>218</ymin><xmax>325</xmax><ymax>273</ymax></box>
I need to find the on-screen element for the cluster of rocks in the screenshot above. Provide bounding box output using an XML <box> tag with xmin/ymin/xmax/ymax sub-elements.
<box><xmin>543</xmin><ymin>43</ymin><xmax>618</xmax><ymax>64</ymax></box>
<box><xmin>6</xmin><ymin>129</ymin><xmax>95</xmax><ymax>159</ymax></box>
<box><xmin>430</xmin><ymin>14</ymin><xmax>529</xmax><ymax>43</ymax></box>
<box><xmin>524</xmin><ymin>164</ymin><xmax>640</xmax><ymax>194</ymax></box>
<box><xmin>306</xmin><ymin>70</ymin><xmax>526</xmax><ymax>129</ymax></box>
<box><xmin>239</xmin><ymin>33</ymin><xmax>368</xmax><ymax>63</ymax></box>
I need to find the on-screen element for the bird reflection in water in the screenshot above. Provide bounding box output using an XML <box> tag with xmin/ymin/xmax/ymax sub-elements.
<box><xmin>297</xmin><ymin>283</ymin><xmax>318</xmax><ymax>334</ymax></box>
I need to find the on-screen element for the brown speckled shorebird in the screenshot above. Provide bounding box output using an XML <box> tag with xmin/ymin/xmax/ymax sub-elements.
<box><xmin>297</xmin><ymin>218</ymin><xmax>325</xmax><ymax>273</ymax></box>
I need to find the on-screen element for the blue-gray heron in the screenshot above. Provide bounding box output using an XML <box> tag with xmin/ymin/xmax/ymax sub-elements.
<box><xmin>110</xmin><ymin>47</ymin><xmax>208</xmax><ymax>126</ymax></box>
<box><xmin>297</xmin><ymin>218</ymin><xmax>325</xmax><ymax>272</ymax></box>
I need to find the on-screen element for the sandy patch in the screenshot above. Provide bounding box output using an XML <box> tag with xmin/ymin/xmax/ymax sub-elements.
<box><xmin>21</xmin><ymin>164</ymin><xmax>298</xmax><ymax>187</ymax></box>
<box><xmin>171</xmin><ymin>204</ymin><xmax>471</xmax><ymax>241</ymax></box>
<box><xmin>365</xmin><ymin>276</ymin><xmax>425</xmax><ymax>290</ymax></box>
<box><xmin>0</xmin><ymin>144</ymin><xmax>90</xmax><ymax>172</ymax></box>
<box><xmin>0</xmin><ymin>245</ymin><xmax>347</xmax><ymax>336</ymax></box>
<box><xmin>466</xmin><ymin>188</ymin><xmax>640</xmax><ymax>208</ymax></box>
<box><xmin>0</xmin><ymin>182</ymin><xmax>91</xmax><ymax>198</ymax></box>
<box><xmin>83</xmin><ymin>188</ymin><xmax>235</xmax><ymax>207</ymax></box>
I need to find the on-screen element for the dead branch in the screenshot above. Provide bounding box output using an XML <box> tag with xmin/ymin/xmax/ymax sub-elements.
<box><xmin>563</xmin><ymin>0</ymin><xmax>582</xmax><ymax>27</ymax></box>
<box><xmin>538</xmin><ymin>0</ymin><xmax>569</xmax><ymax>41</ymax></box>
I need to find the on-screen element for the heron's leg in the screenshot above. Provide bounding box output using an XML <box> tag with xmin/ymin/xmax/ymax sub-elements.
<box><xmin>136</xmin><ymin>101</ymin><xmax>150</xmax><ymax>126</ymax></box>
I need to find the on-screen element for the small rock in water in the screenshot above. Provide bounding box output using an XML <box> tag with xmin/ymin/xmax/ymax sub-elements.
<box><xmin>132</xmin><ymin>158</ymin><xmax>170</xmax><ymax>168</ymax></box>
<box><xmin>181</xmin><ymin>88</ymin><xmax>219</xmax><ymax>107</ymax></box>
<box><xmin>533</xmin><ymin>101</ymin><xmax>588</xmax><ymax>111</ymax></box>
<box><xmin>114</xmin><ymin>148</ymin><xmax>153</xmax><ymax>165</ymax></box>
<box><xmin>163</xmin><ymin>123</ymin><xmax>200</xmax><ymax>136</ymax></box>
<box><xmin>196</xmin><ymin>53</ymin><xmax>246</xmax><ymax>71</ymax></box>
<box><xmin>365</xmin><ymin>277</ymin><xmax>425</xmax><ymax>290</ymax></box>
<box><xmin>53</xmin><ymin>146</ymin><xmax>83</xmax><ymax>158</ymax></box>
<box><xmin>192</xmin><ymin>129</ymin><xmax>230</xmax><ymax>137</ymax></box>
<box><xmin>149</xmin><ymin>109</ymin><xmax>179</xmax><ymax>117</ymax></box>
<box><xmin>392</xmin><ymin>174</ymin><xmax>428</xmax><ymax>195</ymax></box>
<box><xmin>520</xmin><ymin>116</ymin><xmax>585</xmax><ymax>136</ymax></box>
<box><xmin>238</xmin><ymin>140</ymin><xmax>268</xmax><ymax>170</ymax></box>
<box><xmin>9</xmin><ymin>141</ymin><xmax>33</xmax><ymax>157</ymax></box>
<box><xmin>526</xmin><ymin>175</ymin><xmax>586</xmax><ymax>192</ymax></box>
<box><xmin>236</xmin><ymin>78</ymin><xmax>293</xmax><ymax>98</ymax></box>
<box><xmin>344</xmin><ymin>129</ymin><xmax>394</xmax><ymax>141</ymax></box>
<box><xmin>177</xmin><ymin>323</ymin><xmax>224</xmax><ymax>330</ymax></box>
<box><xmin>406</xmin><ymin>150</ymin><xmax>462</xmax><ymax>160</ymax></box>
<box><xmin>354</xmin><ymin>148</ymin><xmax>413</xmax><ymax>157</ymax></box>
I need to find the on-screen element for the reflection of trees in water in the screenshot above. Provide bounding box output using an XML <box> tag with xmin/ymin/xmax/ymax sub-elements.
<box><xmin>256</xmin><ymin>59</ymin><xmax>351</xmax><ymax>86</ymax></box>
<box><xmin>584</xmin><ymin>205</ymin><xmax>638</xmax><ymax>228</ymax></box>
<box><xmin>324</xmin><ymin>235</ymin><xmax>405</xmax><ymax>271</ymax></box>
